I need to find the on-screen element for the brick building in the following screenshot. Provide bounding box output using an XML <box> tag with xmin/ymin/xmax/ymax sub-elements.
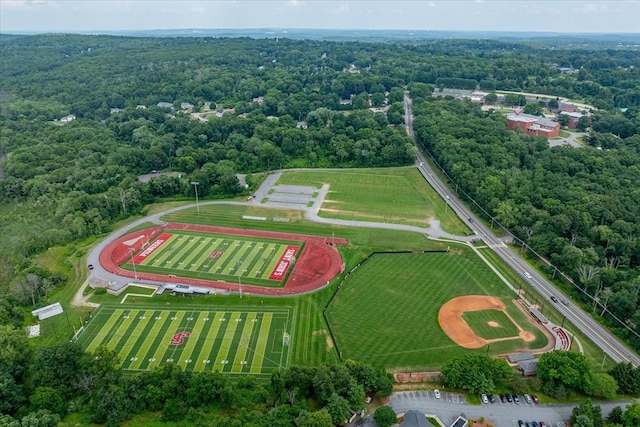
<box><xmin>506</xmin><ymin>112</ymin><xmax>560</xmax><ymax>138</ymax></box>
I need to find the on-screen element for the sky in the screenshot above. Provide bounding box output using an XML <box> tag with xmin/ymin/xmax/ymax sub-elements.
<box><xmin>1</xmin><ymin>0</ymin><xmax>639</xmax><ymax>34</ymax></box>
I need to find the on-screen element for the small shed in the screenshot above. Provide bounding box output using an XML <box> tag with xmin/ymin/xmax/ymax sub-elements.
<box><xmin>518</xmin><ymin>359</ymin><xmax>539</xmax><ymax>376</ymax></box>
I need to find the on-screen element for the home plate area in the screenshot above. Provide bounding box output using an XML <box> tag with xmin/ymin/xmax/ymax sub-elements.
<box><xmin>76</xmin><ymin>306</ymin><xmax>292</xmax><ymax>375</ymax></box>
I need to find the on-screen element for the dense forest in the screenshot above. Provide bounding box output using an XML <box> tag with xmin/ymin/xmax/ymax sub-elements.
<box><xmin>1</xmin><ymin>34</ymin><xmax>640</xmax><ymax>425</ymax></box>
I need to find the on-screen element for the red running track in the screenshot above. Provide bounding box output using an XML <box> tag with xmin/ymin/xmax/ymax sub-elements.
<box><xmin>99</xmin><ymin>223</ymin><xmax>347</xmax><ymax>296</ymax></box>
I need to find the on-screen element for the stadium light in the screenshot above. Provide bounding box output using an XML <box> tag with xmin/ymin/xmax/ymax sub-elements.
<box><xmin>237</xmin><ymin>260</ymin><xmax>243</xmax><ymax>299</ymax></box>
<box><xmin>190</xmin><ymin>181</ymin><xmax>200</xmax><ymax>214</ymax></box>
<box><xmin>128</xmin><ymin>247</ymin><xmax>138</xmax><ymax>280</ymax></box>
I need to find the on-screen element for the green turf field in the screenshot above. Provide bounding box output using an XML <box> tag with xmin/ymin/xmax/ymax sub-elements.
<box><xmin>123</xmin><ymin>230</ymin><xmax>301</xmax><ymax>287</ymax></box>
<box><xmin>76</xmin><ymin>305</ymin><xmax>292</xmax><ymax>376</ymax></box>
<box><xmin>462</xmin><ymin>309</ymin><xmax>520</xmax><ymax>340</ymax></box>
<box><xmin>325</xmin><ymin>250</ymin><xmax>548</xmax><ymax>370</ymax></box>
<box><xmin>275</xmin><ymin>168</ymin><xmax>470</xmax><ymax>234</ymax></box>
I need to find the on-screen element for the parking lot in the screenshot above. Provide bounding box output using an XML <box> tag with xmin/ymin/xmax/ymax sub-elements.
<box><xmin>387</xmin><ymin>392</ymin><xmax>628</xmax><ymax>427</ymax></box>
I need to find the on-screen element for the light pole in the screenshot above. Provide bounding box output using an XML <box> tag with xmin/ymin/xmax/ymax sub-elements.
<box><xmin>128</xmin><ymin>247</ymin><xmax>138</xmax><ymax>280</ymax></box>
<box><xmin>237</xmin><ymin>260</ymin><xmax>243</xmax><ymax>299</ymax></box>
<box><xmin>190</xmin><ymin>181</ymin><xmax>200</xmax><ymax>214</ymax></box>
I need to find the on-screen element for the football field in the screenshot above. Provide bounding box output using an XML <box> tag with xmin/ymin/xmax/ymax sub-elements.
<box><xmin>125</xmin><ymin>230</ymin><xmax>301</xmax><ymax>287</ymax></box>
<box><xmin>76</xmin><ymin>305</ymin><xmax>293</xmax><ymax>375</ymax></box>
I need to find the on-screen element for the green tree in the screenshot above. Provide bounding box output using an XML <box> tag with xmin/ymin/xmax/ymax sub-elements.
<box><xmin>584</xmin><ymin>373</ymin><xmax>617</xmax><ymax>398</ymax></box>
<box><xmin>537</xmin><ymin>351</ymin><xmax>592</xmax><ymax>393</ymax></box>
<box><xmin>324</xmin><ymin>393</ymin><xmax>350</xmax><ymax>426</ymax></box>
<box><xmin>622</xmin><ymin>401</ymin><xmax>640</xmax><ymax>427</ymax></box>
<box><xmin>373</xmin><ymin>405</ymin><xmax>397</xmax><ymax>427</ymax></box>
<box><xmin>295</xmin><ymin>409</ymin><xmax>333</xmax><ymax>427</ymax></box>
<box><xmin>29</xmin><ymin>386</ymin><xmax>66</xmax><ymax>416</ymax></box>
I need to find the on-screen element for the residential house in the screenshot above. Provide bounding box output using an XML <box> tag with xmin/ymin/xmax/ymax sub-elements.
<box><xmin>400</xmin><ymin>410</ymin><xmax>435</xmax><ymax>427</ymax></box>
<box><xmin>506</xmin><ymin>112</ymin><xmax>560</xmax><ymax>138</ymax></box>
<box><xmin>157</xmin><ymin>102</ymin><xmax>174</xmax><ymax>110</ymax></box>
<box><xmin>109</xmin><ymin>108</ymin><xmax>122</xmax><ymax>115</ymax></box>
<box><xmin>60</xmin><ymin>114</ymin><xmax>76</xmax><ymax>124</ymax></box>
<box><xmin>136</xmin><ymin>105</ymin><xmax>147</xmax><ymax>110</ymax></box>
<box><xmin>180</xmin><ymin>102</ymin><xmax>195</xmax><ymax>111</ymax></box>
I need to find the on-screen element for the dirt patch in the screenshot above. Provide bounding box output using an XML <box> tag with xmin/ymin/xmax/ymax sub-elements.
<box><xmin>326</xmin><ymin>336</ymin><xmax>334</xmax><ymax>350</ymax></box>
<box><xmin>487</xmin><ymin>321</ymin><xmax>500</xmax><ymax>328</ymax></box>
<box><xmin>312</xmin><ymin>329</ymin><xmax>327</xmax><ymax>336</ymax></box>
<box><xmin>438</xmin><ymin>295</ymin><xmax>505</xmax><ymax>349</ymax></box>
<box><xmin>519</xmin><ymin>331</ymin><xmax>535</xmax><ymax>342</ymax></box>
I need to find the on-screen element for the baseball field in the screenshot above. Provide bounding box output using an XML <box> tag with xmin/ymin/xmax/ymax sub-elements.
<box><xmin>325</xmin><ymin>250</ymin><xmax>549</xmax><ymax>370</ymax></box>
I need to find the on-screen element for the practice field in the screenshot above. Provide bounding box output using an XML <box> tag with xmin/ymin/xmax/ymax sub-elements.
<box><xmin>326</xmin><ymin>250</ymin><xmax>548</xmax><ymax>370</ymax></box>
<box><xmin>122</xmin><ymin>230</ymin><xmax>301</xmax><ymax>287</ymax></box>
<box><xmin>276</xmin><ymin>168</ymin><xmax>469</xmax><ymax>234</ymax></box>
<box><xmin>76</xmin><ymin>305</ymin><xmax>292</xmax><ymax>375</ymax></box>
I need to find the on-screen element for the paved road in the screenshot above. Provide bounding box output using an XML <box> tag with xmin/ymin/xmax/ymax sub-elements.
<box><xmin>403</xmin><ymin>95</ymin><xmax>640</xmax><ymax>366</ymax></box>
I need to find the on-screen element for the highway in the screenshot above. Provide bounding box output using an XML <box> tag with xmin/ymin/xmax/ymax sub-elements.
<box><xmin>403</xmin><ymin>95</ymin><xmax>640</xmax><ymax>366</ymax></box>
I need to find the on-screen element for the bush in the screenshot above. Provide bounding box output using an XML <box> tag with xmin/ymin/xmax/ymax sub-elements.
<box><xmin>94</xmin><ymin>287</ymin><xmax>107</xmax><ymax>295</ymax></box>
<box><xmin>374</xmin><ymin>405</ymin><xmax>397</xmax><ymax>427</ymax></box>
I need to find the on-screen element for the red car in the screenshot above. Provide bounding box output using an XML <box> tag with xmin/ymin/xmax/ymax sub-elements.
<box><xmin>531</xmin><ymin>395</ymin><xmax>539</xmax><ymax>404</ymax></box>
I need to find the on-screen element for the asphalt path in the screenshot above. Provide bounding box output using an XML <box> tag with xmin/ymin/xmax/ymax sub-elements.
<box><xmin>403</xmin><ymin>94</ymin><xmax>640</xmax><ymax>367</ymax></box>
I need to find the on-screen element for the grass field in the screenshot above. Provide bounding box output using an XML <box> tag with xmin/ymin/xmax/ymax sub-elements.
<box><xmin>275</xmin><ymin>168</ymin><xmax>470</xmax><ymax>234</ymax></box>
<box><xmin>121</xmin><ymin>230</ymin><xmax>300</xmax><ymax>287</ymax></box>
<box><xmin>76</xmin><ymin>305</ymin><xmax>292</xmax><ymax>376</ymax></box>
<box><xmin>462</xmin><ymin>309</ymin><xmax>520</xmax><ymax>340</ymax></box>
<box><xmin>326</xmin><ymin>249</ymin><xmax>548</xmax><ymax>370</ymax></box>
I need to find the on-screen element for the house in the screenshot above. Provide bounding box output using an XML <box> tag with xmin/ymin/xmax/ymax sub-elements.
<box><xmin>136</xmin><ymin>105</ymin><xmax>147</xmax><ymax>110</ymax></box>
<box><xmin>60</xmin><ymin>114</ymin><xmax>76</xmax><ymax>124</ymax></box>
<box><xmin>157</xmin><ymin>102</ymin><xmax>174</xmax><ymax>110</ymax></box>
<box><xmin>296</xmin><ymin>121</ymin><xmax>308</xmax><ymax>129</ymax></box>
<box><xmin>399</xmin><ymin>410</ymin><xmax>435</xmax><ymax>427</ymax></box>
<box><xmin>506</xmin><ymin>112</ymin><xmax>560</xmax><ymax>138</ymax></box>
<box><xmin>109</xmin><ymin>108</ymin><xmax>122</xmax><ymax>115</ymax></box>
<box><xmin>451</xmin><ymin>415</ymin><xmax>469</xmax><ymax>427</ymax></box>
<box><xmin>180</xmin><ymin>102</ymin><xmax>195</xmax><ymax>111</ymax></box>
<box><xmin>252</xmin><ymin>96</ymin><xmax>264</xmax><ymax>104</ymax></box>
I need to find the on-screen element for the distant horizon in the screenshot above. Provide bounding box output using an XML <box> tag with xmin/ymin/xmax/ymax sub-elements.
<box><xmin>2</xmin><ymin>27</ymin><xmax>639</xmax><ymax>37</ymax></box>
<box><xmin>2</xmin><ymin>1</ymin><xmax>638</xmax><ymax>34</ymax></box>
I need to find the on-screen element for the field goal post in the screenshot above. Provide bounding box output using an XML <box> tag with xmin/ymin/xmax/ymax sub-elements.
<box><xmin>283</xmin><ymin>332</ymin><xmax>290</xmax><ymax>347</ymax></box>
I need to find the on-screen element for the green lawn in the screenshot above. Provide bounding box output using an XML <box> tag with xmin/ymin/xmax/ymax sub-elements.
<box><xmin>326</xmin><ymin>249</ymin><xmax>548</xmax><ymax>370</ymax></box>
<box><xmin>462</xmin><ymin>309</ymin><xmax>520</xmax><ymax>340</ymax></box>
<box><xmin>275</xmin><ymin>168</ymin><xmax>470</xmax><ymax>235</ymax></box>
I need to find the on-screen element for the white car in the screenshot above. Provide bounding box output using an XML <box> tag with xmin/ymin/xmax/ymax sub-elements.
<box><xmin>481</xmin><ymin>394</ymin><xmax>489</xmax><ymax>404</ymax></box>
<box><xmin>524</xmin><ymin>271</ymin><xmax>532</xmax><ymax>279</ymax></box>
<box><xmin>434</xmin><ymin>390</ymin><xmax>441</xmax><ymax>399</ymax></box>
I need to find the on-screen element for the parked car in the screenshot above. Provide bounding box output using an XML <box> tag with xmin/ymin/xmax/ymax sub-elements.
<box><xmin>488</xmin><ymin>394</ymin><xmax>496</xmax><ymax>403</ymax></box>
<box><xmin>539</xmin><ymin>422</ymin><xmax>546</xmax><ymax>427</ymax></box>
<box><xmin>513</xmin><ymin>394</ymin><xmax>520</xmax><ymax>404</ymax></box>
<box><xmin>518</xmin><ymin>421</ymin><xmax>524</xmax><ymax>427</ymax></box>
<box><xmin>531</xmin><ymin>395</ymin><xmax>539</xmax><ymax>404</ymax></box>
<box><xmin>506</xmin><ymin>394</ymin><xmax>513</xmax><ymax>403</ymax></box>
<box><xmin>532</xmin><ymin>422</ymin><xmax>539</xmax><ymax>427</ymax></box>
<box><xmin>434</xmin><ymin>390</ymin><xmax>441</xmax><ymax>399</ymax></box>
<box><xmin>550</xmin><ymin>296</ymin><xmax>559</xmax><ymax>303</ymax></box>
<box><xmin>524</xmin><ymin>394</ymin><xmax>532</xmax><ymax>404</ymax></box>
<box><xmin>88</xmin><ymin>264</ymin><xmax>94</xmax><ymax>270</ymax></box>
<box><xmin>481</xmin><ymin>394</ymin><xmax>489</xmax><ymax>404</ymax></box>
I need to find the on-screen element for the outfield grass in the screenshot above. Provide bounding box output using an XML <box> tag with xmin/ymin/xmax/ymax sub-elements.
<box><xmin>326</xmin><ymin>249</ymin><xmax>548</xmax><ymax>370</ymax></box>
<box><xmin>121</xmin><ymin>230</ymin><xmax>300</xmax><ymax>287</ymax></box>
<box><xmin>463</xmin><ymin>309</ymin><xmax>520</xmax><ymax>340</ymax></box>
<box><xmin>275</xmin><ymin>168</ymin><xmax>470</xmax><ymax>235</ymax></box>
